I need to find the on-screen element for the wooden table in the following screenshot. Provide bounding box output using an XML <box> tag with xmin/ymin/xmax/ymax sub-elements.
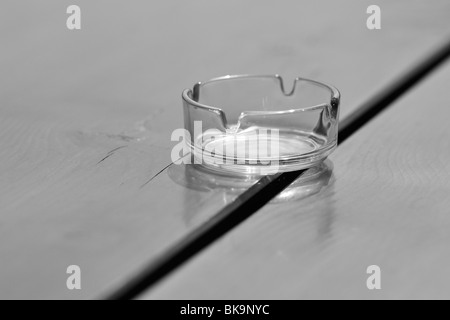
<box><xmin>143</xmin><ymin>55</ymin><xmax>450</xmax><ymax>301</ymax></box>
<box><xmin>1</xmin><ymin>0</ymin><xmax>450</xmax><ymax>299</ymax></box>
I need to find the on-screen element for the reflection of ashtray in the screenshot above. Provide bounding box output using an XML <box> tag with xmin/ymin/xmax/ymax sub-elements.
<box><xmin>182</xmin><ymin>75</ymin><xmax>340</xmax><ymax>176</ymax></box>
<box><xmin>167</xmin><ymin>160</ymin><xmax>333</xmax><ymax>203</ymax></box>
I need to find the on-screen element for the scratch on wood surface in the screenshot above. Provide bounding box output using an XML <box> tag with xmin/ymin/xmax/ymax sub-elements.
<box><xmin>140</xmin><ymin>162</ymin><xmax>174</xmax><ymax>189</ymax></box>
<box><xmin>97</xmin><ymin>146</ymin><xmax>127</xmax><ymax>165</ymax></box>
<box><xmin>139</xmin><ymin>154</ymin><xmax>189</xmax><ymax>189</ymax></box>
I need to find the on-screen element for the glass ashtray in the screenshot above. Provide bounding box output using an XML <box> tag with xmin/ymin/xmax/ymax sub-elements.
<box><xmin>182</xmin><ymin>74</ymin><xmax>340</xmax><ymax>176</ymax></box>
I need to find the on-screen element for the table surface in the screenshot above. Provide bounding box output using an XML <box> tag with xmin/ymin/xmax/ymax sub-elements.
<box><xmin>1</xmin><ymin>0</ymin><xmax>450</xmax><ymax>299</ymax></box>
<box><xmin>143</xmin><ymin>57</ymin><xmax>450</xmax><ymax>300</ymax></box>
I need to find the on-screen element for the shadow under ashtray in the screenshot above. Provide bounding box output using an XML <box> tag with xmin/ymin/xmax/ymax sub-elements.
<box><xmin>167</xmin><ymin>159</ymin><xmax>333</xmax><ymax>203</ymax></box>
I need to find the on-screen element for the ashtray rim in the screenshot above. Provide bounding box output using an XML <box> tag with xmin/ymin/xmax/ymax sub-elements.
<box><xmin>181</xmin><ymin>74</ymin><xmax>341</xmax><ymax>176</ymax></box>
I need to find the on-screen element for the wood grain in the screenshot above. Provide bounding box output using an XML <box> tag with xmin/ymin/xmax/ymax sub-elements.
<box><xmin>0</xmin><ymin>0</ymin><xmax>449</xmax><ymax>298</ymax></box>
<box><xmin>143</xmin><ymin>59</ymin><xmax>450</xmax><ymax>300</ymax></box>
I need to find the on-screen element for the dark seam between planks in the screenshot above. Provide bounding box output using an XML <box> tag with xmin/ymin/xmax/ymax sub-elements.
<box><xmin>106</xmin><ymin>39</ymin><xmax>450</xmax><ymax>300</ymax></box>
<box><xmin>339</xmin><ymin>40</ymin><xmax>450</xmax><ymax>143</ymax></box>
